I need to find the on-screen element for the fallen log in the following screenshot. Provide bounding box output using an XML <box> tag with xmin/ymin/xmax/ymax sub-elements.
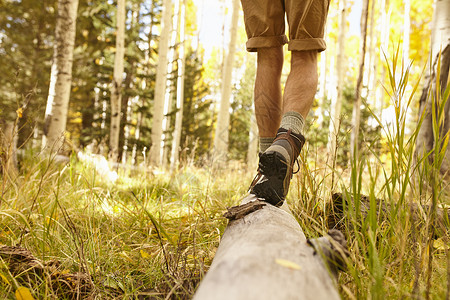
<box><xmin>328</xmin><ymin>193</ymin><xmax>450</xmax><ymax>237</ymax></box>
<box><xmin>194</xmin><ymin>194</ymin><xmax>346</xmax><ymax>300</ymax></box>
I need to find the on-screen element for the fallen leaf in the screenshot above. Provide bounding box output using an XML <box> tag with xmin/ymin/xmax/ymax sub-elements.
<box><xmin>15</xmin><ymin>286</ymin><xmax>34</xmax><ymax>300</ymax></box>
<box><xmin>275</xmin><ymin>258</ymin><xmax>301</xmax><ymax>270</ymax></box>
<box><xmin>140</xmin><ymin>249</ymin><xmax>150</xmax><ymax>259</ymax></box>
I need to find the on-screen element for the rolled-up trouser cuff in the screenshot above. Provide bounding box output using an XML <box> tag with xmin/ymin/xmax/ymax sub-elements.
<box><xmin>246</xmin><ymin>35</ymin><xmax>288</xmax><ymax>52</ymax></box>
<box><xmin>288</xmin><ymin>38</ymin><xmax>327</xmax><ymax>52</ymax></box>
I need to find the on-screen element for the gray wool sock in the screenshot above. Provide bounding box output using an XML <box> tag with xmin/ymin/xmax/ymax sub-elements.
<box><xmin>259</xmin><ymin>137</ymin><xmax>275</xmax><ymax>153</ymax></box>
<box><xmin>265</xmin><ymin>112</ymin><xmax>305</xmax><ymax>164</ymax></box>
<box><xmin>280</xmin><ymin>111</ymin><xmax>305</xmax><ymax>135</ymax></box>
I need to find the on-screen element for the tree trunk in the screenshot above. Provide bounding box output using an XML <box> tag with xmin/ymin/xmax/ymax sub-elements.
<box><xmin>317</xmin><ymin>22</ymin><xmax>330</xmax><ymax>128</ymax></box>
<box><xmin>212</xmin><ymin>0</ymin><xmax>239</xmax><ymax>164</ymax></box>
<box><xmin>194</xmin><ymin>195</ymin><xmax>343</xmax><ymax>300</ymax></box>
<box><xmin>149</xmin><ymin>0</ymin><xmax>172</xmax><ymax>166</ymax></box>
<box><xmin>170</xmin><ymin>0</ymin><xmax>186</xmax><ymax>173</ymax></box>
<box><xmin>366</xmin><ymin>0</ymin><xmax>377</xmax><ymax>122</ymax></box>
<box><xmin>42</xmin><ymin>0</ymin><xmax>79</xmax><ymax>154</ymax></box>
<box><xmin>416</xmin><ymin>0</ymin><xmax>450</xmax><ymax>174</ymax></box>
<box><xmin>377</xmin><ymin>0</ymin><xmax>390</xmax><ymax>118</ymax></box>
<box><xmin>350</xmin><ymin>0</ymin><xmax>370</xmax><ymax>159</ymax></box>
<box><xmin>327</xmin><ymin>0</ymin><xmax>347</xmax><ymax>165</ymax></box>
<box><xmin>328</xmin><ymin>193</ymin><xmax>450</xmax><ymax>237</ymax></box>
<box><xmin>121</xmin><ymin>94</ymin><xmax>133</xmax><ymax>164</ymax></box>
<box><xmin>162</xmin><ymin>0</ymin><xmax>182</xmax><ymax>168</ymax></box>
<box><xmin>109</xmin><ymin>0</ymin><xmax>126</xmax><ymax>162</ymax></box>
<box><xmin>131</xmin><ymin>97</ymin><xmax>143</xmax><ymax>165</ymax></box>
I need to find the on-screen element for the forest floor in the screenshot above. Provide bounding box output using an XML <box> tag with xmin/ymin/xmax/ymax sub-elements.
<box><xmin>0</xmin><ymin>142</ymin><xmax>449</xmax><ymax>299</ymax></box>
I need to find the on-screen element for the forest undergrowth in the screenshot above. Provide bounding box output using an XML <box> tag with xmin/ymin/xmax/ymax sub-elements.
<box><xmin>1</xmin><ymin>56</ymin><xmax>450</xmax><ymax>299</ymax></box>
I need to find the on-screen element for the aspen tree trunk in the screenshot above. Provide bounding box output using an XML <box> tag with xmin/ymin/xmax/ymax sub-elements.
<box><xmin>170</xmin><ymin>0</ymin><xmax>186</xmax><ymax>172</ymax></box>
<box><xmin>327</xmin><ymin>0</ymin><xmax>347</xmax><ymax>164</ymax></box>
<box><xmin>317</xmin><ymin>22</ymin><xmax>330</xmax><ymax>127</ymax></box>
<box><xmin>213</xmin><ymin>0</ymin><xmax>239</xmax><ymax>163</ymax></box>
<box><xmin>162</xmin><ymin>0</ymin><xmax>181</xmax><ymax>168</ymax></box>
<box><xmin>149</xmin><ymin>0</ymin><xmax>172</xmax><ymax>166</ymax></box>
<box><xmin>416</xmin><ymin>0</ymin><xmax>450</xmax><ymax>174</ymax></box>
<box><xmin>350</xmin><ymin>0</ymin><xmax>369</xmax><ymax>159</ymax></box>
<box><xmin>131</xmin><ymin>97</ymin><xmax>143</xmax><ymax>165</ymax></box>
<box><xmin>366</xmin><ymin>0</ymin><xmax>377</xmax><ymax>114</ymax></box>
<box><xmin>377</xmin><ymin>0</ymin><xmax>390</xmax><ymax>118</ymax></box>
<box><xmin>42</xmin><ymin>0</ymin><xmax>79</xmax><ymax>153</ymax></box>
<box><xmin>108</xmin><ymin>0</ymin><xmax>126</xmax><ymax>162</ymax></box>
<box><xmin>121</xmin><ymin>95</ymin><xmax>133</xmax><ymax>164</ymax></box>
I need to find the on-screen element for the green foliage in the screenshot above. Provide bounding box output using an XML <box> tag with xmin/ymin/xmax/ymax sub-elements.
<box><xmin>178</xmin><ymin>49</ymin><xmax>213</xmax><ymax>163</ymax></box>
<box><xmin>309</xmin><ymin>86</ymin><xmax>382</xmax><ymax>167</ymax></box>
<box><xmin>0</xmin><ymin>0</ymin><xmax>56</xmax><ymax>145</ymax></box>
<box><xmin>0</xmin><ymin>150</ymin><xmax>237</xmax><ymax>298</ymax></box>
<box><xmin>229</xmin><ymin>55</ymin><xmax>255</xmax><ymax>161</ymax></box>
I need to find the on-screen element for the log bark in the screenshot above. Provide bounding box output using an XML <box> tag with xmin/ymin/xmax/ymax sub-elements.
<box><xmin>194</xmin><ymin>195</ymin><xmax>342</xmax><ymax>300</ymax></box>
<box><xmin>328</xmin><ymin>193</ymin><xmax>450</xmax><ymax>237</ymax></box>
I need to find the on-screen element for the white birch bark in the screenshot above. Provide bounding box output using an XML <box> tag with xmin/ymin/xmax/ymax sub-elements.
<box><xmin>366</xmin><ymin>0</ymin><xmax>377</xmax><ymax>127</ymax></box>
<box><xmin>170</xmin><ymin>0</ymin><xmax>186</xmax><ymax>172</ymax></box>
<box><xmin>430</xmin><ymin>0</ymin><xmax>450</xmax><ymax>56</ymax></box>
<box><xmin>327</xmin><ymin>0</ymin><xmax>347</xmax><ymax>163</ymax></box>
<box><xmin>316</xmin><ymin>20</ymin><xmax>329</xmax><ymax>127</ymax></box>
<box><xmin>416</xmin><ymin>0</ymin><xmax>450</xmax><ymax>173</ymax></box>
<box><xmin>109</xmin><ymin>0</ymin><xmax>126</xmax><ymax>162</ymax></box>
<box><xmin>121</xmin><ymin>95</ymin><xmax>133</xmax><ymax>164</ymax></box>
<box><xmin>213</xmin><ymin>0</ymin><xmax>239</xmax><ymax>163</ymax></box>
<box><xmin>131</xmin><ymin>96</ymin><xmax>143</xmax><ymax>165</ymax></box>
<box><xmin>162</xmin><ymin>0</ymin><xmax>181</xmax><ymax>168</ymax></box>
<box><xmin>350</xmin><ymin>0</ymin><xmax>369</xmax><ymax>159</ymax></box>
<box><xmin>149</xmin><ymin>0</ymin><xmax>172</xmax><ymax>166</ymax></box>
<box><xmin>42</xmin><ymin>0</ymin><xmax>79</xmax><ymax>153</ymax></box>
<box><xmin>377</xmin><ymin>0</ymin><xmax>390</xmax><ymax>118</ymax></box>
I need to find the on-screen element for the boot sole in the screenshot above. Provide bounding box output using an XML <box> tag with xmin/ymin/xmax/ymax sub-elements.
<box><xmin>251</xmin><ymin>151</ymin><xmax>288</xmax><ymax>207</ymax></box>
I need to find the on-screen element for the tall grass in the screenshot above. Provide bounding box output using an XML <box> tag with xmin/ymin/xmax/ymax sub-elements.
<box><xmin>0</xmin><ymin>51</ymin><xmax>449</xmax><ymax>299</ymax></box>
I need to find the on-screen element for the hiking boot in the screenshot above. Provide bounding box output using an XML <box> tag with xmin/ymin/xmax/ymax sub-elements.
<box><xmin>249</xmin><ymin>128</ymin><xmax>305</xmax><ymax>207</ymax></box>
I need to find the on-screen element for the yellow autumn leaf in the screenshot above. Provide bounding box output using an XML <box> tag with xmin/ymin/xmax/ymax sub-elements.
<box><xmin>275</xmin><ymin>258</ymin><xmax>301</xmax><ymax>270</ymax></box>
<box><xmin>140</xmin><ymin>249</ymin><xmax>150</xmax><ymax>259</ymax></box>
<box><xmin>15</xmin><ymin>286</ymin><xmax>35</xmax><ymax>300</ymax></box>
<box><xmin>16</xmin><ymin>107</ymin><xmax>23</xmax><ymax>118</ymax></box>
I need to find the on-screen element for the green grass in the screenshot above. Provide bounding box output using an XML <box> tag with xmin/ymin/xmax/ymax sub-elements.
<box><xmin>1</xmin><ymin>53</ymin><xmax>449</xmax><ymax>299</ymax></box>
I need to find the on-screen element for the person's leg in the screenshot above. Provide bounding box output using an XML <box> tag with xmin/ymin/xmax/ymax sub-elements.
<box><xmin>253</xmin><ymin>51</ymin><xmax>317</xmax><ymax>206</ymax></box>
<box><xmin>249</xmin><ymin>0</ymin><xmax>328</xmax><ymax>206</ymax></box>
<box><xmin>283</xmin><ymin>50</ymin><xmax>318</xmax><ymax>120</ymax></box>
<box><xmin>254</xmin><ymin>47</ymin><xmax>284</xmax><ymax>151</ymax></box>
